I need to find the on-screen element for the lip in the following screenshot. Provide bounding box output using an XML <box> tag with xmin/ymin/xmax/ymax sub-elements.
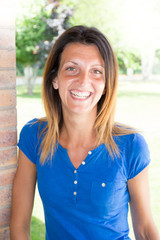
<box><xmin>69</xmin><ymin>89</ymin><xmax>92</xmax><ymax>100</ymax></box>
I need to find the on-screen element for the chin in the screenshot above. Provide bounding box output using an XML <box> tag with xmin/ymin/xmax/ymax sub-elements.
<box><xmin>69</xmin><ymin>105</ymin><xmax>97</xmax><ymax>115</ymax></box>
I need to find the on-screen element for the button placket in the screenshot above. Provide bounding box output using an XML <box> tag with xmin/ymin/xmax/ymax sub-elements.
<box><xmin>88</xmin><ymin>150</ymin><xmax>92</xmax><ymax>155</ymax></box>
<box><xmin>73</xmin><ymin>169</ymin><xmax>78</xmax><ymax>202</ymax></box>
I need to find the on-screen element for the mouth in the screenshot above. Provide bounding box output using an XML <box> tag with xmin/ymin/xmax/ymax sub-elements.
<box><xmin>70</xmin><ymin>90</ymin><xmax>92</xmax><ymax>99</ymax></box>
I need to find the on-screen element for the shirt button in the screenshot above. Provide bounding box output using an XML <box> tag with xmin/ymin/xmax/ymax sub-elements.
<box><xmin>74</xmin><ymin>170</ymin><xmax>77</xmax><ymax>174</ymax></box>
<box><xmin>74</xmin><ymin>180</ymin><xmax>78</xmax><ymax>184</ymax></box>
<box><xmin>102</xmin><ymin>183</ymin><xmax>106</xmax><ymax>187</ymax></box>
<box><xmin>73</xmin><ymin>191</ymin><xmax>77</xmax><ymax>195</ymax></box>
<box><xmin>88</xmin><ymin>151</ymin><xmax>92</xmax><ymax>155</ymax></box>
<box><xmin>82</xmin><ymin>161</ymin><xmax>85</xmax><ymax>165</ymax></box>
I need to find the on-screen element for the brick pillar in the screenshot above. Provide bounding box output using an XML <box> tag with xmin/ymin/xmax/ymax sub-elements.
<box><xmin>0</xmin><ymin>0</ymin><xmax>17</xmax><ymax>239</ymax></box>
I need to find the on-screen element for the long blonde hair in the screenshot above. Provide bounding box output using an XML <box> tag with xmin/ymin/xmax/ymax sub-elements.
<box><xmin>39</xmin><ymin>25</ymin><xmax>136</xmax><ymax>164</ymax></box>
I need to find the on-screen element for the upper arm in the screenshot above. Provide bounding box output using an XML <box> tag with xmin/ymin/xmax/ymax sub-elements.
<box><xmin>10</xmin><ymin>149</ymin><xmax>37</xmax><ymax>230</ymax></box>
<box><xmin>128</xmin><ymin>166</ymin><xmax>159</xmax><ymax>239</ymax></box>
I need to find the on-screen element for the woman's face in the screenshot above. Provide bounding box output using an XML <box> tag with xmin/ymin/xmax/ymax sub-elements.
<box><xmin>53</xmin><ymin>43</ymin><xmax>105</xmax><ymax>115</ymax></box>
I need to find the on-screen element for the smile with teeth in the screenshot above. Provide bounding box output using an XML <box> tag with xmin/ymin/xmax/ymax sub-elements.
<box><xmin>70</xmin><ymin>90</ymin><xmax>91</xmax><ymax>99</ymax></box>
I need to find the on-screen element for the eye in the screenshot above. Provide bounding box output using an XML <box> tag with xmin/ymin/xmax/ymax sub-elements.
<box><xmin>66</xmin><ymin>66</ymin><xmax>76</xmax><ymax>71</ymax></box>
<box><xmin>93</xmin><ymin>69</ymin><xmax>102</xmax><ymax>74</ymax></box>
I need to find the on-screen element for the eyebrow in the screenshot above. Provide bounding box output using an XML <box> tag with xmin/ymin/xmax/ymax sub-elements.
<box><xmin>63</xmin><ymin>61</ymin><xmax>79</xmax><ymax>66</ymax></box>
<box><xmin>63</xmin><ymin>61</ymin><xmax>104</xmax><ymax>68</ymax></box>
<box><xmin>91</xmin><ymin>64</ymin><xmax>104</xmax><ymax>68</ymax></box>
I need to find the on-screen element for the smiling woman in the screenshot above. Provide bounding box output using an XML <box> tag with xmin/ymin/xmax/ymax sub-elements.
<box><xmin>10</xmin><ymin>25</ymin><xmax>160</xmax><ymax>240</ymax></box>
<box><xmin>52</xmin><ymin>43</ymin><xmax>105</xmax><ymax>115</ymax></box>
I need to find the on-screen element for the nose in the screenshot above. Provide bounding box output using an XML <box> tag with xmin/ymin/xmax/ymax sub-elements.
<box><xmin>78</xmin><ymin>70</ymin><xmax>90</xmax><ymax>86</ymax></box>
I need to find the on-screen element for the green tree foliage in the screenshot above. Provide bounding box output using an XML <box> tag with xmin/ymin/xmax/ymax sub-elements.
<box><xmin>16</xmin><ymin>0</ymin><xmax>73</xmax><ymax>94</ymax></box>
<box><xmin>35</xmin><ymin>3</ymin><xmax>73</xmax><ymax>68</ymax></box>
<box><xmin>16</xmin><ymin>0</ymin><xmax>46</xmax><ymax>66</ymax></box>
<box><xmin>61</xmin><ymin>0</ymin><xmax>139</xmax><ymax>74</ymax></box>
<box><xmin>16</xmin><ymin>1</ymin><xmax>73</xmax><ymax>68</ymax></box>
<box><xmin>16</xmin><ymin>8</ymin><xmax>49</xmax><ymax>66</ymax></box>
<box><xmin>61</xmin><ymin>0</ymin><xmax>160</xmax><ymax>77</ymax></box>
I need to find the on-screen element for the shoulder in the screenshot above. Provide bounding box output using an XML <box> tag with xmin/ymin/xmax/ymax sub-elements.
<box><xmin>128</xmin><ymin>133</ymin><xmax>150</xmax><ymax>156</ymax></box>
<box><xmin>18</xmin><ymin>118</ymin><xmax>48</xmax><ymax>164</ymax></box>
<box><xmin>20</xmin><ymin>118</ymin><xmax>39</xmax><ymax>134</ymax></box>
<box><xmin>18</xmin><ymin>118</ymin><xmax>48</xmax><ymax>150</ymax></box>
<box><xmin>115</xmin><ymin>133</ymin><xmax>151</xmax><ymax>180</ymax></box>
<box><xmin>19</xmin><ymin>118</ymin><xmax>48</xmax><ymax>137</ymax></box>
<box><xmin>115</xmin><ymin>133</ymin><xmax>149</xmax><ymax>153</ymax></box>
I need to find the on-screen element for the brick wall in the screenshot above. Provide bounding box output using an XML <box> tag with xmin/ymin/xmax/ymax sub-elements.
<box><xmin>0</xmin><ymin>0</ymin><xmax>17</xmax><ymax>239</ymax></box>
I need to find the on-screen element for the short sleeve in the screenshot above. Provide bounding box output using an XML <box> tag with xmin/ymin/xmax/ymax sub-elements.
<box><xmin>17</xmin><ymin>119</ymin><xmax>39</xmax><ymax>164</ymax></box>
<box><xmin>127</xmin><ymin>133</ymin><xmax>151</xmax><ymax>180</ymax></box>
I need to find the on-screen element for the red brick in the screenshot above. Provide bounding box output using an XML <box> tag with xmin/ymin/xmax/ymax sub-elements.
<box><xmin>0</xmin><ymin>147</ymin><xmax>17</xmax><ymax>167</ymax></box>
<box><xmin>0</xmin><ymin>6</ymin><xmax>15</xmax><ymax>28</ymax></box>
<box><xmin>0</xmin><ymin>109</ymin><xmax>17</xmax><ymax>128</ymax></box>
<box><xmin>0</xmin><ymin>0</ymin><xmax>16</xmax><ymax>238</ymax></box>
<box><xmin>0</xmin><ymin>50</ymin><xmax>16</xmax><ymax>68</ymax></box>
<box><xmin>0</xmin><ymin>129</ymin><xmax>17</xmax><ymax>147</ymax></box>
<box><xmin>0</xmin><ymin>168</ymin><xmax>16</xmax><ymax>187</ymax></box>
<box><xmin>0</xmin><ymin>207</ymin><xmax>10</xmax><ymax>226</ymax></box>
<box><xmin>0</xmin><ymin>89</ymin><xmax>16</xmax><ymax>108</ymax></box>
<box><xmin>0</xmin><ymin>70</ymin><xmax>16</xmax><ymax>88</ymax></box>
<box><xmin>0</xmin><ymin>29</ymin><xmax>15</xmax><ymax>50</ymax></box>
<box><xmin>0</xmin><ymin>226</ymin><xmax>10</xmax><ymax>240</ymax></box>
<box><xmin>0</xmin><ymin>186</ymin><xmax>12</xmax><ymax>208</ymax></box>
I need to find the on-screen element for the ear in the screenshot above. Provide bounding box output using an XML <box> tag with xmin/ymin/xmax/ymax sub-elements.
<box><xmin>52</xmin><ymin>77</ymin><xmax>58</xmax><ymax>90</ymax></box>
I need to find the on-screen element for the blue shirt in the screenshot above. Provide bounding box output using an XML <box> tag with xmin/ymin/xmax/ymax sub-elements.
<box><xmin>18</xmin><ymin>119</ymin><xmax>151</xmax><ymax>240</ymax></box>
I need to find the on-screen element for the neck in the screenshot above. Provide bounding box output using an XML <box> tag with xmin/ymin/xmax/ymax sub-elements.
<box><xmin>60</xmin><ymin>109</ymin><xmax>97</xmax><ymax>149</ymax></box>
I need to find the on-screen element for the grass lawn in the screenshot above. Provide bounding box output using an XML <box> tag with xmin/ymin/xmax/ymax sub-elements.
<box><xmin>17</xmin><ymin>80</ymin><xmax>160</xmax><ymax>239</ymax></box>
<box><xmin>31</xmin><ymin>216</ymin><xmax>45</xmax><ymax>240</ymax></box>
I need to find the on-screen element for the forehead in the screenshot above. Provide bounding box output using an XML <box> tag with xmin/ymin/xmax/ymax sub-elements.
<box><xmin>60</xmin><ymin>42</ymin><xmax>104</xmax><ymax>65</ymax></box>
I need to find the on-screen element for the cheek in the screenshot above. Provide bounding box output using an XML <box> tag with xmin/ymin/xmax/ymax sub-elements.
<box><xmin>98</xmin><ymin>81</ymin><xmax>105</xmax><ymax>94</ymax></box>
<box><xmin>57</xmin><ymin>84</ymin><xmax>68</xmax><ymax>102</ymax></box>
<box><xmin>102</xmin><ymin>85</ymin><xmax>106</xmax><ymax>95</ymax></box>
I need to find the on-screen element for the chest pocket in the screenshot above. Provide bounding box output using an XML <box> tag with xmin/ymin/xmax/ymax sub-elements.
<box><xmin>91</xmin><ymin>180</ymin><xmax>115</xmax><ymax>207</ymax></box>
